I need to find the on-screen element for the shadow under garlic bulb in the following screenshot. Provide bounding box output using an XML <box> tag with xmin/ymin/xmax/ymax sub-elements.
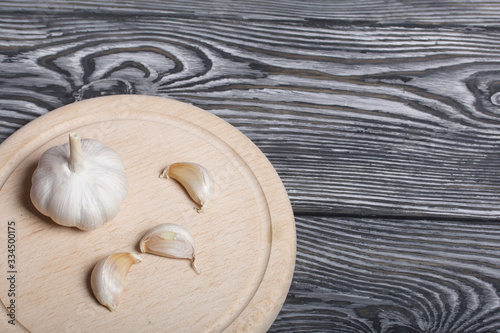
<box><xmin>30</xmin><ymin>132</ymin><xmax>128</xmax><ymax>230</ymax></box>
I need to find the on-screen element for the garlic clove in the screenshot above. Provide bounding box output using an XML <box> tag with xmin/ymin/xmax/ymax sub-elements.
<box><xmin>159</xmin><ymin>162</ymin><xmax>214</xmax><ymax>212</ymax></box>
<box><xmin>90</xmin><ymin>252</ymin><xmax>142</xmax><ymax>311</ymax></box>
<box><xmin>139</xmin><ymin>223</ymin><xmax>200</xmax><ymax>274</ymax></box>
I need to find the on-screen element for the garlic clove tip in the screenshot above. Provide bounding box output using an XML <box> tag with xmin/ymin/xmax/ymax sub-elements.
<box><xmin>192</xmin><ymin>256</ymin><xmax>201</xmax><ymax>275</ymax></box>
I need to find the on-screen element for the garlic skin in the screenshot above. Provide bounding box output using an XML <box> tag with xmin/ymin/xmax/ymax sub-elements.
<box><xmin>30</xmin><ymin>132</ymin><xmax>128</xmax><ymax>230</ymax></box>
<box><xmin>91</xmin><ymin>252</ymin><xmax>142</xmax><ymax>312</ymax></box>
<box><xmin>140</xmin><ymin>223</ymin><xmax>200</xmax><ymax>274</ymax></box>
<box><xmin>160</xmin><ymin>162</ymin><xmax>214</xmax><ymax>212</ymax></box>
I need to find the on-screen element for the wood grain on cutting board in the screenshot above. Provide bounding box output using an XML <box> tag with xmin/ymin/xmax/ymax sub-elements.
<box><xmin>0</xmin><ymin>95</ymin><xmax>296</xmax><ymax>333</ymax></box>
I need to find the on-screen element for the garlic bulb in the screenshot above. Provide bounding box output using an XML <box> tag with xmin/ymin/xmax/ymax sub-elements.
<box><xmin>159</xmin><ymin>162</ymin><xmax>214</xmax><ymax>212</ymax></box>
<box><xmin>91</xmin><ymin>252</ymin><xmax>142</xmax><ymax>311</ymax></box>
<box><xmin>140</xmin><ymin>223</ymin><xmax>200</xmax><ymax>274</ymax></box>
<box><xmin>30</xmin><ymin>132</ymin><xmax>128</xmax><ymax>230</ymax></box>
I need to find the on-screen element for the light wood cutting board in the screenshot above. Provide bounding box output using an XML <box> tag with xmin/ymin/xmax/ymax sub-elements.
<box><xmin>0</xmin><ymin>95</ymin><xmax>296</xmax><ymax>333</ymax></box>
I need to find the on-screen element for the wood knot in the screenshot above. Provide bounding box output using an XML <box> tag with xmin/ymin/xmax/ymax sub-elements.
<box><xmin>73</xmin><ymin>79</ymin><xmax>134</xmax><ymax>101</ymax></box>
<box><xmin>491</xmin><ymin>92</ymin><xmax>500</xmax><ymax>106</ymax></box>
<box><xmin>466</xmin><ymin>72</ymin><xmax>500</xmax><ymax>114</ymax></box>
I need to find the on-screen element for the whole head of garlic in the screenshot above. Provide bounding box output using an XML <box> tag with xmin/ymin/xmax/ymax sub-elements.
<box><xmin>30</xmin><ymin>132</ymin><xmax>128</xmax><ymax>230</ymax></box>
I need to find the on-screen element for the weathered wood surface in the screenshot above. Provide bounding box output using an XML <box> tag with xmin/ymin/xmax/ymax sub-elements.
<box><xmin>1</xmin><ymin>1</ymin><xmax>500</xmax><ymax>332</ymax></box>
<box><xmin>1</xmin><ymin>12</ymin><xmax>500</xmax><ymax>218</ymax></box>
<box><xmin>273</xmin><ymin>216</ymin><xmax>500</xmax><ymax>333</ymax></box>
<box><xmin>2</xmin><ymin>0</ymin><xmax>500</xmax><ymax>25</ymax></box>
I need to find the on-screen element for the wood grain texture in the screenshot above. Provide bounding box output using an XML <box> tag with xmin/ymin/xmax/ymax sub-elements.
<box><xmin>0</xmin><ymin>13</ymin><xmax>500</xmax><ymax>217</ymax></box>
<box><xmin>1</xmin><ymin>0</ymin><xmax>500</xmax><ymax>26</ymax></box>
<box><xmin>1</xmin><ymin>1</ymin><xmax>500</xmax><ymax>332</ymax></box>
<box><xmin>269</xmin><ymin>216</ymin><xmax>500</xmax><ymax>333</ymax></box>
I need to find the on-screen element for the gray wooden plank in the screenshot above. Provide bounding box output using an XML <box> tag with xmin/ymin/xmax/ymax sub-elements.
<box><xmin>1</xmin><ymin>14</ymin><xmax>500</xmax><ymax>218</ymax></box>
<box><xmin>269</xmin><ymin>215</ymin><xmax>500</xmax><ymax>333</ymax></box>
<box><xmin>1</xmin><ymin>0</ymin><xmax>500</xmax><ymax>26</ymax></box>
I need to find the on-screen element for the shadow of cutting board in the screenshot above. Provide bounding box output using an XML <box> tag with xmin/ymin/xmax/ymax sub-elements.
<box><xmin>0</xmin><ymin>95</ymin><xmax>296</xmax><ymax>332</ymax></box>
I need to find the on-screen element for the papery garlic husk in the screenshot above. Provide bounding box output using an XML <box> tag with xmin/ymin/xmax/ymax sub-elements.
<box><xmin>140</xmin><ymin>223</ymin><xmax>200</xmax><ymax>274</ymax></box>
<box><xmin>159</xmin><ymin>162</ymin><xmax>214</xmax><ymax>212</ymax></box>
<box><xmin>91</xmin><ymin>252</ymin><xmax>142</xmax><ymax>312</ymax></box>
<box><xmin>30</xmin><ymin>132</ymin><xmax>128</xmax><ymax>230</ymax></box>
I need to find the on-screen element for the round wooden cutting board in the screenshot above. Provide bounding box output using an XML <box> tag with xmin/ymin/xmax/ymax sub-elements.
<box><xmin>0</xmin><ymin>95</ymin><xmax>296</xmax><ymax>333</ymax></box>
